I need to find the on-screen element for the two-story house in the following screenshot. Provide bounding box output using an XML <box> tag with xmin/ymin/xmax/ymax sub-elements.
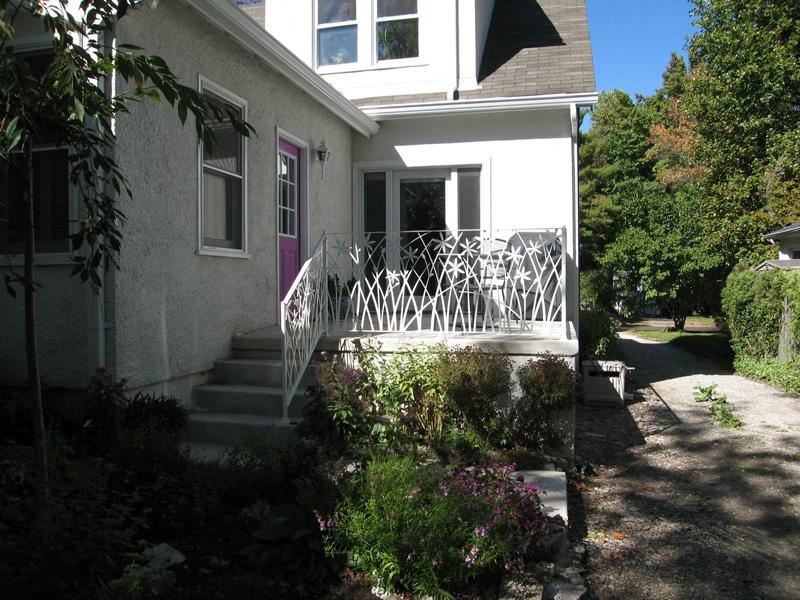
<box><xmin>1</xmin><ymin>0</ymin><xmax>596</xmax><ymax>442</ymax></box>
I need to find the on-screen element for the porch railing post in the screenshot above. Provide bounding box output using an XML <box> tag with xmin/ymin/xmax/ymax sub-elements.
<box><xmin>561</xmin><ymin>225</ymin><xmax>568</xmax><ymax>339</ymax></box>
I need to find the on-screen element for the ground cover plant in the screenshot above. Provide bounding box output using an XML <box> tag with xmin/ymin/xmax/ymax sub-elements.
<box><xmin>324</xmin><ymin>455</ymin><xmax>551</xmax><ymax>599</ymax></box>
<box><xmin>693</xmin><ymin>383</ymin><xmax>744</xmax><ymax>429</ymax></box>
<box><xmin>2</xmin><ymin>344</ymin><xmax>579</xmax><ymax>599</ymax></box>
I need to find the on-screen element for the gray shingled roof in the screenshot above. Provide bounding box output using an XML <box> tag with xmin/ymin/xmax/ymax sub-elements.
<box><xmin>764</xmin><ymin>222</ymin><xmax>800</xmax><ymax>240</ymax></box>
<box><xmin>354</xmin><ymin>0</ymin><xmax>595</xmax><ymax>108</ymax></box>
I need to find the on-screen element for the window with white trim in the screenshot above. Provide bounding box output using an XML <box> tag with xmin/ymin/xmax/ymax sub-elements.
<box><xmin>1</xmin><ymin>146</ymin><xmax>71</xmax><ymax>256</ymax></box>
<box><xmin>316</xmin><ymin>0</ymin><xmax>419</xmax><ymax>69</ymax></box>
<box><xmin>1</xmin><ymin>51</ymin><xmax>72</xmax><ymax>258</ymax></box>
<box><xmin>198</xmin><ymin>79</ymin><xmax>247</xmax><ymax>254</ymax></box>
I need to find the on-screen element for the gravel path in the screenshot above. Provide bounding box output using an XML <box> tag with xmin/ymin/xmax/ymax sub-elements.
<box><xmin>573</xmin><ymin>332</ymin><xmax>800</xmax><ymax>600</ymax></box>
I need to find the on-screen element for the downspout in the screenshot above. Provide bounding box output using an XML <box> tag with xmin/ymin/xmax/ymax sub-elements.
<box><xmin>570</xmin><ymin>103</ymin><xmax>580</xmax><ymax>340</ymax></box>
<box><xmin>87</xmin><ymin>28</ymin><xmax>114</xmax><ymax>375</ymax></box>
<box><xmin>451</xmin><ymin>0</ymin><xmax>460</xmax><ymax>101</ymax></box>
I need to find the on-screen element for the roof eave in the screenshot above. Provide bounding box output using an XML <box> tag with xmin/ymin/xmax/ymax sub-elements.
<box><xmin>179</xmin><ymin>0</ymin><xmax>380</xmax><ymax>138</ymax></box>
<box><xmin>361</xmin><ymin>92</ymin><xmax>599</xmax><ymax>121</ymax></box>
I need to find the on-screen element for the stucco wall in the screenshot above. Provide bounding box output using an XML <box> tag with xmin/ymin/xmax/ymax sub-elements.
<box><xmin>352</xmin><ymin>108</ymin><xmax>578</xmax><ymax>321</ymax></box>
<box><xmin>0</xmin><ymin>266</ymin><xmax>89</xmax><ymax>389</ymax></box>
<box><xmin>110</xmin><ymin>0</ymin><xmax>353</xmax><ymax>389</ymax></box>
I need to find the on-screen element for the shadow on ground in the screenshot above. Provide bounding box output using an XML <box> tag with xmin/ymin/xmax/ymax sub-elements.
<box><xmin>570</xmin><ymin>337</ymin><xmax>800</xmax><ymax>600</ymax></box>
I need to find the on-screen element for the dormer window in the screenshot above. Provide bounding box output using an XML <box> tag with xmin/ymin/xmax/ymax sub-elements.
<box><xmin>377</xmin><ymin>0</ymin><xmax>418</xmax><ymax>61</ymax></box>
<box><xmin>316</xmin><ymin>0</ymin><xmax>420</xmax><ymax>69</ymax></box>
<box><xmin>318</xmin><ymin>0</ymin><xmax>358</xmax><ymax>66</ymax></box>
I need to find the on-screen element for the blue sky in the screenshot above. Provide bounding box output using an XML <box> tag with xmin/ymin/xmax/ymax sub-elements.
<box><xmin>585</xmin><ymin>0</ymin><xmax>696</xmax><ymax>99</ymax></box>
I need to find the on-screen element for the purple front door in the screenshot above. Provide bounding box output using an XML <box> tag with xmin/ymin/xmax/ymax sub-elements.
<box><xmin>278</xmin><ymin>139</ymin><xmax>301</xmax><ymax>300</ymax></box>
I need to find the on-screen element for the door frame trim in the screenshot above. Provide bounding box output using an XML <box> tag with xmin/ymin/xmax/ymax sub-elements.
<box><xmin>353</xmin><ymin>156</ymin><xmax>493</xmax><ymax>237</ymax></box>
<box><xmin>275</xmin><ymin>127</ymin><xmax>309</xmax><ymax>310</ymax></box>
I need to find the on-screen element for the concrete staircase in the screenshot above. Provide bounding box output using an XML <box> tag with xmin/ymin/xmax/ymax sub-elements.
<box><xmin>185</xmin><ymin>327</ymin><xmax>317</xmax><ymax>447</ymax></box>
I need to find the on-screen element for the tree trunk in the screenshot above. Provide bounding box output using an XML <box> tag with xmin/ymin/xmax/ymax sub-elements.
<box><xmin>23</xmin><ymin>138</ymin><xmax>48</xmax><ymax>494</ymax></box>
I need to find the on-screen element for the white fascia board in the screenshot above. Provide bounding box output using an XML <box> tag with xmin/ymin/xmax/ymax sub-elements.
<box><xmin>179</xmin><ymin>0</ymin><xmax>379</xmax><ymax>138</ymax></box>
<box><xmin>362</xmin><ymin>92</ymin><xmax>599</xmax><ymax>121</ymax></box>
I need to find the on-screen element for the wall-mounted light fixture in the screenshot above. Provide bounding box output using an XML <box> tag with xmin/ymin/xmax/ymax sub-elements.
<box><xmin>313</xmin><ymin>140</ymin><xmax>332</xmax><ymax>178</ymax></box>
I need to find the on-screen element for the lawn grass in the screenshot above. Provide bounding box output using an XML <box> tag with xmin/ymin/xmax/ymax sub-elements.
<box><xmin>629</xmin><ymin>315</ymin><xmax>718</xmax><ymax>327</ymax></box>
<box><xmin>632</xmin><ymin>329</ymin><xmax>734</xmax><ymax>370</ymax></box>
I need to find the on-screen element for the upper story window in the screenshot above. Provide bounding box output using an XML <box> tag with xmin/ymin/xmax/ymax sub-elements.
<box><xmin>318</xmin><ymin>0</ymin><xmax>358</xmax><ymax>66</ymax></box>
<box><xmin>317</xmin><ymin>0</ymin><xmax>419</xmax><ymax>69</ymax></box>
<box><xmin>376</xmin><ymin>0</ymin><xmax>418</xmax><ymax>60</ymax></box>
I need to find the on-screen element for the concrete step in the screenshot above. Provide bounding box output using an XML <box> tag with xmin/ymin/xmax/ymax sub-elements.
<box><xmin>231</xmin><ymin>328</ymin><xmax>282</xmax><ymax>359</ymax></box>
<box><xmin>192</xmin><ymin>384</ymin><xmax>307</xmax><ymax>418</ymax></box>
<box><xmin>185</xmin><ymin>412</ymin><xmax>299</xmax><ymax>446</ymax></box>
<box><xmin>212</xmin><ymin>358</ymin><xmax>318</xmax><ymax>389</ymax></box>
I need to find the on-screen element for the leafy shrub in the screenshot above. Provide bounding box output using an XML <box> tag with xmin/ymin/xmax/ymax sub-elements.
<box><xmin>356</xmin><ymin>342</ymin><xmax>453</xmax><ymax>443</ymax></box>
<box><xmin>84</xmin><ymin>366</ymin><xmax>128</xmax><ymax>452</ymax></box>
<box><xmin>325</xmin><ymin>456</ymin><xmax>550</xmax><ymax>599</ymax></box>
<box><xmin>436</xmin><ymin>346</ymin><xmax>512</xmax><ymax>441</ymax></box>
<box><xmin>579</xmin><ymin>310</ymin><xmax>623</xmax><ymax>361</ymax></box>
<box><xmin>82</xmin><ymin>368</ymin><xmax>190</xmax><ymax>477</ymax></box>
<box><xmin>722</xmin><ymin>266</ymin><xmax>784</xmax><ymax>359</ymax></box>
<box><xmin>580</xmin><ymin>269</ymin><xmax>615</xmax><ymax>311</ymax></box>
<box><xmin>298</xmin><ymin>354</ymin><xmax>375</xmax><ymax>451</ymax></box>
<box><xmin>245</xmin><ymin>475</ymin><xmax>341</xmax><ymax>594</ymax></box>
<box><xmin>507</xmin><ymin>355</ymin><xmax>578</xmax><ymax>450</ymax></box>
<box><xmin>0</xmin><ymin>440</ymin><xmax>143</xmax><ymax>599</ymax></box>
<box><xmin>228</xmin><ymin>430</ymin><xmax>334</xmax><ymax>505</ymax></box>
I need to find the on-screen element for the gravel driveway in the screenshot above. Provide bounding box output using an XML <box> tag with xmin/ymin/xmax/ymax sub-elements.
<box><xmin>573</xmin><ymin>332</ymin><xmax>800</xmax><ymax>600</ymax></box>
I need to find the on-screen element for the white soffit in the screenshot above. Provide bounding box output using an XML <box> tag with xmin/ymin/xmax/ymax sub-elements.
<box><xmin>362</xmin><ymin>92</ymin><xmax>600</xmax><ymax>121</ymax></box>
<box><xmin>179</xmin><ymin>0</ymin><xmax>380</xmax><ymax>138</ymax></box>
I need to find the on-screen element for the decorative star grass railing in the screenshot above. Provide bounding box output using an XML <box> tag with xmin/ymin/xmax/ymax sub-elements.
<box><xmin>281</xmin><ymin>228</ymin><xmax>567</xmax><ymax>417</ymax></box>
<box><xmin>325</xmin><ymin>229</ymin><xmax>566</xmax><ymax>333</ymax></box>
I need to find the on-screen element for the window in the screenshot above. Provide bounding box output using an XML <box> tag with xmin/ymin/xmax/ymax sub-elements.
<box><xmin>1</xmin><ymin>51</ymin><xmax>72</xmax><ymax>258</ymax></box>
<box><xmin>376</xmin><ymin>0</ymin><xmax>418</xmax><ymax>61</ymax></box>
<box><xmin>316</xmin><ymin>0</ymin><xmax>419</xmax><ymax>69</ymax></box>
<box><xmin>1</xmin><ymin>147</ymin><xmax>71</xmax><ymax>256</ymax></box>
<box><xmin>198</xmin><ymin>79</ymin><xmax>247</xmax><ymax>255</ymax></box>
<box><xmin>317</xmin><ymin>0</ymin><xmax>358</xmax><ymax>66</ymax></box>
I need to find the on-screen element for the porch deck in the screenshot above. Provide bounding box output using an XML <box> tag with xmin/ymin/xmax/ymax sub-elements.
<box><xmin>235</xmin><ymin>320</ymin><xmax>578</xmax><ymax>359</ymax></box>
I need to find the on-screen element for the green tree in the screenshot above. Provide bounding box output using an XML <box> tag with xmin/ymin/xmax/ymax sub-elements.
<box><xmin>0</xmin><ymin>0</ymin><xmax>253</xmax><ymax>491</ymax></box>
<box><xmin>686</xmin><ymin>0</ymin><xmax>800</xmax><ymax>265</ymax></box>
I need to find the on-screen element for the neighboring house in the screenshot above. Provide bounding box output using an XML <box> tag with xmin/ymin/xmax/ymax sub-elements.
<box><xmin>1</xmin><ymin>0</ymin><xmax>597</xmax><ymax>440</ymax></box>
<box><xmin>764</xmin><ymin>222</ymin><xmax>800</xmax><ymax>260</ymax></box>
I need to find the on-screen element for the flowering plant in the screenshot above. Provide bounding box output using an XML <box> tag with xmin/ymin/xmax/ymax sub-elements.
<box><xmin>324</xmin><ymin>455</ymin><xmax>550</xmax><ymax>599</ymax></box>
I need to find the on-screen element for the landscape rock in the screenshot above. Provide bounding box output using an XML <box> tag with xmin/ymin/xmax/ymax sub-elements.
<box><xmin>544</xmin><ymin>579</ymin><xmax>588</xmax><ymax>600</ymax></box>
<box><xmin>142</xmin><ymin>543</ymin><xmax>185</xmax><ymax>568</ymax></box>
<box><xmin>498</xmin><ymin>569</ymin><xmax>545</xmax><ymax>600</ymax></box>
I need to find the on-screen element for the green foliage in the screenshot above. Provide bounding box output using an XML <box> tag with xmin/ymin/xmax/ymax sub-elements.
<box><xmin>82</xmin><ymin>367</ymin><xmax>190</xmax><ymax>479</ymax></box>
<box><xmin>245</xmin><ymin>475</ymin><xmax>341</xmax><ymax>594</ymax></box>
<box><xmin>508</xmin><ymin>355</ymin><xmax>578</xmax><ymax>450</ymax></box>
<box><xmin>299</xmin><ymin>355</ymin><xmax>376</xmax><ymax>451</ymax></box>
<box><xmin>356</xmin><ymin>342</ymin><xmax>453</xmax><ymax>444</ymax></box>
<box><xmin>228</xmin><ymin>430</ymin><xmax>333</xmax><ymax>506</ymax></box>
<box><xmin>579</xmin><ymin>269</ymin><xmax>615</xmax><ymax>311</ymax></box>
<box><xmin>687</xmin><ymin>0</ymin><xmax>800</xmax><ymax>265</ymax></box>
<box><xmin>324</xmin><ymin>455</ymin><xmax>550</xmax><ymax>599</ymax></box>
<box><xmin>436</xmin><ymin>346</ymin><xmax>512</xmax><ymax>442</ymax></box>
<box><xmin>732</xmin><ymin>355</ymin><xmax>800</xmax><ymax>396</ymax></box>
<box><xmin>579</xmin><ymin>310</ymin><xmax>622</xmax><ymax>361</ymax></box>
<box><xmin>692</xmin><ymin>384</ymin><xmax>744</xmax><ymax>429</ymax></box>
<box><xmin>0</xmin><ymin>441</ymin><xmax>143</xmax><ymax>599</ymax></box>
<box><xmin>721</xmin><ymin>266</ymin><xmax>784</xmax><ymax>359</ymax></box>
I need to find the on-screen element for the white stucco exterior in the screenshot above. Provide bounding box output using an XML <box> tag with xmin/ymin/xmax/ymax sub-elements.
<box><xmin>264</xmin><ymin>0</ymin><xmax>495</xmax><ymax>100</ymax></box>
<box><xmin>351</xmin><ymin>107</ymin><xmax>579</xmax><ymax>322</ymax></box>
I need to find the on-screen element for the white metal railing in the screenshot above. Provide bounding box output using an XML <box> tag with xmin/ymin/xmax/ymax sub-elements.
<box><xmin>280</xmin><ymin>234</ymin><xmax>327</xmax><ymax>421</ymax></box>
<box><xmin>281</xmin><ymin>228</ymin><xmax>568</xmax><ymax>416</ymax></box>
<box><xmin>325</xmin><ymin>228</ymin><xmax>566</xmax><ymax>335</ymax></box>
